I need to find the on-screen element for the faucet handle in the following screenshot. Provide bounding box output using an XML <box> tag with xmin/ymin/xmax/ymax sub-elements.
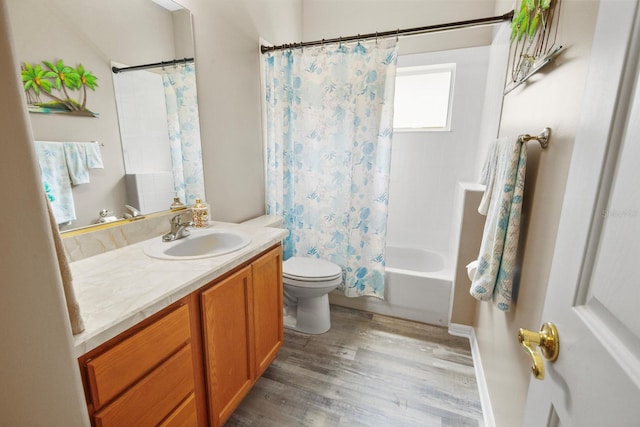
<box><xmin>125</xmin><ymin>204</ymin><xmax>142</xmax><ymax>217</ymax></box>
<box><xmin>170</xmin><ymin>210</ymin><xmax>192</xmax><ymax>225</ymax></box>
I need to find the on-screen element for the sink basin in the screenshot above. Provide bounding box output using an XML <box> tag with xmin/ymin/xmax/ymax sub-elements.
<box><xmin>144</xmin><ymin>228</ymin><xmax>252</xmax><ymax>260</ymax></box>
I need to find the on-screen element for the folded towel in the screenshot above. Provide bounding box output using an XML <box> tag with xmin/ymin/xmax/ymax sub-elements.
<box><xmin>63</xmin><ymin>142</ymin><xmax>90</xmax><ymax>185</ymax></box>
<box><xmin>470</xmin><ymin>136</ymin><xmax>526</xmax><ymax>311</ymax></box>
<box><xmin>85</xmin><ymin>142</ymin><xmax>104</xmax><ymax>169</ymax></box>
<box><xmin>35</xmin><ymin>142</ymin><xmax>77</xmax><ymax>224</ymax></box>
<box><xmin>46</xmin><ymin>195</ymin><xmax>85</xmax><ymax>334</ymax></box>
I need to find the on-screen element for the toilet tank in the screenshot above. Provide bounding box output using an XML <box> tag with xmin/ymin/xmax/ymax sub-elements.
<box><xmin>241</xmin><ymin>215</ymin><xmax>283</xmax><ymax>228</ymax></box>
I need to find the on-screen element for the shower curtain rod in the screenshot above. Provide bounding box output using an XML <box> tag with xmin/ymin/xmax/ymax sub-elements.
<box><xmin>260</xmin><ymin>10</ymin><xmax>514</xmax><ymax>54</ymax></box>
<box><xmin>111</xmin><ymin>57</ymin><xmax>194</xmax><ymax>74</ymax></box>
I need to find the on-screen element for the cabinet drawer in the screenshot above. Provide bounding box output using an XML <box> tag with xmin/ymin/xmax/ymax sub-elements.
<box><xmin>94</xmin><ymin>344</ymin><xmax>195</xmax><ymax>427</ymax></box>
<box><xmin>160</xmin><ymin>393</ymin><xmax>198</xmax><ymax>427</ymax></box>
<box><xmin>86</xmin><ymin>304</ymin><xmax>191</xmax><ymax>409</ymax></box>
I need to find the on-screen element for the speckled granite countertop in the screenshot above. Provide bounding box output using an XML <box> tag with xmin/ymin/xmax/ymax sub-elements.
<box><xmin>71</xmin><ymin>222</ymin><xmax>287</xmax><ymax>357</ymax></box>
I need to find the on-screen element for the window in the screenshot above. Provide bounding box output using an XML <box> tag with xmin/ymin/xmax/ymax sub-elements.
<box><xmin>393</xmin><ymin>64</ymin><xmax>455</xmax><ymax>131</ymax></box>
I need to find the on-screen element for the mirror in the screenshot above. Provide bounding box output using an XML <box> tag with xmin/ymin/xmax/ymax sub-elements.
<box><xmin>7</xmin><ymin>0</ymin><xmax>205</xmax><ymax>232</ymax></box>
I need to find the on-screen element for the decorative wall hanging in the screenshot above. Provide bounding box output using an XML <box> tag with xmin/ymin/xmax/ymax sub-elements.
<box><xmin>21</xmin><ymin>59</ymin><xmax>99</xmax><ymax>117</ymax></box>
<box><xmin>505</xmin><ymin>0</ymin><xmax>563</xmax><ymax>94</ymax></box>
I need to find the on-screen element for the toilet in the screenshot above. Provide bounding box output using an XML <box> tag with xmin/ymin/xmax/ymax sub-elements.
<box><xmin>240</xmin><ymin>216</ymin><xmax>343</xmax><ymax>334</ymax></box>
<box><xmin>282</xmin><ymin>256</ymin><xmax>343</xmax><ymax>334</ymax></box>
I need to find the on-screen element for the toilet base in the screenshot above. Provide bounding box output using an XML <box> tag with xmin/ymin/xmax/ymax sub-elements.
<box><xmin>283</xmin><ymin>293</ymin><xmax>331</xmax><ymax>334</ymax></box>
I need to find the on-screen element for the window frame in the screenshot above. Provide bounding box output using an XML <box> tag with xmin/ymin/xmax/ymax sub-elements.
<box><xmin>392</xmin><ymin>63</ymin><xmax>456</xmax><ymax>133</ymax></box>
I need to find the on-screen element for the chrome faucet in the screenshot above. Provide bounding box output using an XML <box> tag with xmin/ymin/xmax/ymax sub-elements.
<box><xmin>162</xmin><ymin>210</ymin><xmax>193</xmax><ymax>242</ymax></box>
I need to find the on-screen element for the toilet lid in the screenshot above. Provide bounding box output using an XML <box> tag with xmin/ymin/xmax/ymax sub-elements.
<box><xmin>283</xmin><ymin>257</ymin><xmax>342</xmax><ymax>282</ymax></box>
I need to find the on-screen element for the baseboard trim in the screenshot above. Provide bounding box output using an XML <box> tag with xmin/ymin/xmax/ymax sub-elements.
<box><xmin>449</xmin><ymin>323</ymin><xmax>496</xmax><ymax>427</ymax></box>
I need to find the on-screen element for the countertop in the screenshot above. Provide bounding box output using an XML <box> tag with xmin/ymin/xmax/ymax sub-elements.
<box><xmin>71</xmin><ymin>221</ymin><xmax>287</xmax><ymax>358</ymax></box>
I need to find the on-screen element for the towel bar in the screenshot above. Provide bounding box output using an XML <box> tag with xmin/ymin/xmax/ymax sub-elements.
<box><xmin>519</xmin><ymin>127</ymin><xmax>551</xmax><ymax>149</ymax></box>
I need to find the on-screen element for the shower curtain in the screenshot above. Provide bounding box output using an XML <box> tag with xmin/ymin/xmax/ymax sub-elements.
<box><xmin>264</xmin><ymin>39</ymin><xmax>398</xmax><ymax>298</ymax></box>
<box><xmin>162</xmin><ymin>63</ymin><xmax>205</xmax><ymax>206</ymax></box>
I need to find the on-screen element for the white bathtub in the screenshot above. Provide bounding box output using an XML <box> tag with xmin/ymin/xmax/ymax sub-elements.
<box><xmin>329</xmin><ymin>246</ymin><xmax>453</xmax><ymax>326</ymax></box>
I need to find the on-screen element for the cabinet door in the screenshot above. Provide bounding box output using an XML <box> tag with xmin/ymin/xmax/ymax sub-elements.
<box><xmin>201</xmin><ymin>266</ymin><xmax>255</xmax><ymax>427</ymax></box>
<box><xmin>252</xmin><ymin>246</ymin><xmax>283</xmax><ymax>377</ymax></box>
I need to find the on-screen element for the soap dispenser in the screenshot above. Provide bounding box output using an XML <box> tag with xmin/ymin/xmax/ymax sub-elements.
<box><xmin>170</xmin><ymin>194</ymin><xmax>186</xmax><ymax>211</ymax></box>
<box><xmin>192</xmin><ymin>198</ymin><xmax>209</xmax><ymax>228</ymax></box>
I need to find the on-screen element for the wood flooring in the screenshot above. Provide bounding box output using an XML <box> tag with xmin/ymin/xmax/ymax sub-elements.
<box><xmin>226</xmin><ymin>305</ymin><xmax>483</xmax><ymax>426</ymax></box>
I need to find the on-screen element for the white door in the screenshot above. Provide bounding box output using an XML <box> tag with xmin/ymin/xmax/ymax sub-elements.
<box><xmin>522</xmin><ymin>0</ymin><xmax>640</xmax><ymax>425</ymax></box>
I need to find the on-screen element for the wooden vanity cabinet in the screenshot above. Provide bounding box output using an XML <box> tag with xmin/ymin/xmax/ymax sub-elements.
<box><xmin>78</xmin><ymin>244</ymin><xmax>283</xmax><ymax>427</ymax></box>
<box><xmin>78</xmin><ymin>296</ymin><xmax>207</xmax><ymax>427</ymax></box>
<box><xmin>201</xmin><ymin>245</ymin><xmax>284</xmax><ymax>426</ymax></box>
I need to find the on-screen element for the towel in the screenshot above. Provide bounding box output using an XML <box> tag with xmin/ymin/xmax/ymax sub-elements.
<box><xmin>478</xmin><ymin>140</ymin><xmax>498</xmax><ymax>215</ymax></box>
<box><xmin>35</xmin><ymin>142</ymin><xmax>77</xmax><ymax>224</ymax></box>
<box><xmin>63</xmin><ymin>142</ymin><xmax>90</xmax><ymax>185</ymax></box>
<box><xmin>62</xmin><ymin>142</ymin><xmax>104</xmax><ymax>185</ymax></box>
<box><xmin>85</xmin><ymin>142</ymin><xmax>104</xmax><ymax>169</ymax></box>
<box><xmin>46</xmin><ymin>195</ymin><xmax>85</xmax><ymax>335</ymax></box>
<box><xmin>470</xmin><ymin>136</ymin><xmax>526</xmax><ymax>311</ymax></box>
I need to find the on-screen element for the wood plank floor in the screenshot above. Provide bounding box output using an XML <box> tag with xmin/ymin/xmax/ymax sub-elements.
<box><xmin>227</xmin><ymin>305</ymin><xmax>483</xmax><ymax>426</ymax></box>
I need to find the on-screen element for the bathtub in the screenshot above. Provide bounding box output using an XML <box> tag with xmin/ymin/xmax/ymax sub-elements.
<box><xmin>329</xmin><ymin>246</ymin><xmax>453</xmax><ymax>326</ymax></box>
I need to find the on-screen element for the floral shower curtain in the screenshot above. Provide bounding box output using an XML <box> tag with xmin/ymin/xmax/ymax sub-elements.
<box><xmin>264</xmin><ymin>39</ymin><xmax>398</xmax><ymax>298</ymax></box>
<box><xmin>162</xmin><ymin>63</ymin><xmax>205</xmax><ymax>206</ymax></box>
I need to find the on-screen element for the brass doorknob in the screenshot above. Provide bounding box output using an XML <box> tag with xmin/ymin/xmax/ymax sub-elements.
<box><xmin>518</xmin><ymin>322</ymin><xmax>559</xmax><ymax>380</ymax></box>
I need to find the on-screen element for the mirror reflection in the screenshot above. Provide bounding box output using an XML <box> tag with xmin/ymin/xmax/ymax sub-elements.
<box><xmin>7</xmin><ymin>0</ymin><xmax>205</xmax><ymax>232</ymax></box>
<box><xmin>113</xmin><ymin>59</ymin><xmax>205</xmax><ymax>218</ymax></box>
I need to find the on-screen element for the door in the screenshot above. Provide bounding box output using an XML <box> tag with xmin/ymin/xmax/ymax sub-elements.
<box><xmin>252</xmin><ymin>246</ymin><xmax>284</xmax><ymax>378</ymax></box>
<box><xmin>201</xmin><ymin>266</ymin><xmax>255</xmax><ymax>426</ymax></box>
<box><xmin>523</xmin><ymin>0</ymin><xmax>640</xmax><ymax>425</ymax></box>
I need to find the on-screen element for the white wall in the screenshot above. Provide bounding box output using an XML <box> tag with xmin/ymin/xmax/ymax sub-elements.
<box><xmin>0</xmin><ymin>0</ymin><xmax>89</xmax><ymax>423</ymax></box>
<box><xmin>387</xmin><ymin>46</ymin><xmax>489</xmax><ymax>258</ymax></box>
<box><xmin>113</xmin><ymin>70</ymin><xmax>172</xmax><ymax>173</ymax></box>
<box><xmin>303</xmin><ymin>0</ymin><xmax>503</xmax><ymax>55</ymax></box>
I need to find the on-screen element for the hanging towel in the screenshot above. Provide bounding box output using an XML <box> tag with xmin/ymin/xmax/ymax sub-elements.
<box><xmin>470</xmin><ymin>136</ymin><xmax>526</xmax><ymax>311</ymax></box>
<box><xmin>35</xmin><ymin>142</ymin><xmax>77</xmax><ymax>224</ymax></box>
<box><xmin>84</xmin><ymin>142</ymin><xmax>104</xmax><ymax>169</ymax></box>
<box><xmin>62</xmin><ymin>142</ymin><xmax>104</xmax><ymax>185</ymax></box>
<box><xmin>478</xmin><ymin>140</ymin><xmax>499</xmax><ymax>215</ymax></box>
<box><xmin>45</xmin><ymin>195</ymin><xmax>85</xmax><ymax>335</ymax></box>
<box><xmin>63</xmin><ymin>142</ymin><xmax>90</xmax><ymax>185</ymax></box>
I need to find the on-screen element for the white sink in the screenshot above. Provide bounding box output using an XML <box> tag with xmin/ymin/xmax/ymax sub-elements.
<box><xmin>144</xmin><ymin>228</ymin><xmax>252</xmax><ymax>260</ymax></box>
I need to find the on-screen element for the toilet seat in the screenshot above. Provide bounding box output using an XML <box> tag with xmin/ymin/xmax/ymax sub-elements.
<box><xmin>283</xmin><ymin>257</ymin><xmax>342</xmax><ymax>284</ymax></box>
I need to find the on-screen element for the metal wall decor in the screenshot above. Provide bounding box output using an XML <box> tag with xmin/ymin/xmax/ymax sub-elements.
<box><xmin>505</xmin><ymin>0</ymin><xmax>563</xmax><ymax>94</ymax></box>
<box><xmin>21</xmin><ymin>59</ymin><xmax>99</xmax><ymax>117</ymax></box>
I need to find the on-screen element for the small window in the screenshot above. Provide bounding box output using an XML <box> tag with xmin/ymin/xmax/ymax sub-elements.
<box><xmin>393</xmin><ymin>64</ymin><xmax>455</xmax><ymax>131</ymax></box>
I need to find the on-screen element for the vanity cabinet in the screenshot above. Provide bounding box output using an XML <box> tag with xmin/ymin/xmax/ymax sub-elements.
<box><xmin>78</xmin><ymin>244</ymin><xmax>283</xmax><ymax>427</ymax></box>
<box><xmin>78</xmin><ymin>299</ymin><xmax>207</xmax><ymax>426</ymax></box>
<box><xmin>201</xmin><ymin>245</ymin><xmax>283</xmax><ymax>426</ymax></box>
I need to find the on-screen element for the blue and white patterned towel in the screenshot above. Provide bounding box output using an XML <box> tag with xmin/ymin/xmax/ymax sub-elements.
<box><xmin>63</xmin><ymin>142</ymin><xmax>90</xmax><ymax>185</ymax></box>
<box><xmin>470</xmin><ymin>136</ymin><xmax>526</xmax><ymax>311</ymax></box>
<box><xmin>85</xmin><ymin>142</ymin><xmax>104</xmax><ymax>169</ymax></box>
<box><xmin>62</xmin><ymin>142</ymin><xmax>104</xmax><ymax>185</ymax></box>
<box><xmin>35</xmin><ymin>142</ymin><xmax>77</xmax><ymax>224</ymax></box>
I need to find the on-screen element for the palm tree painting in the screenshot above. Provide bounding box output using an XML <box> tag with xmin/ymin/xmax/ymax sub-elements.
<box><xmin>21</xmin><ymin>59</ymin><xmax>99</xmax><ymax>116</ymax></box>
